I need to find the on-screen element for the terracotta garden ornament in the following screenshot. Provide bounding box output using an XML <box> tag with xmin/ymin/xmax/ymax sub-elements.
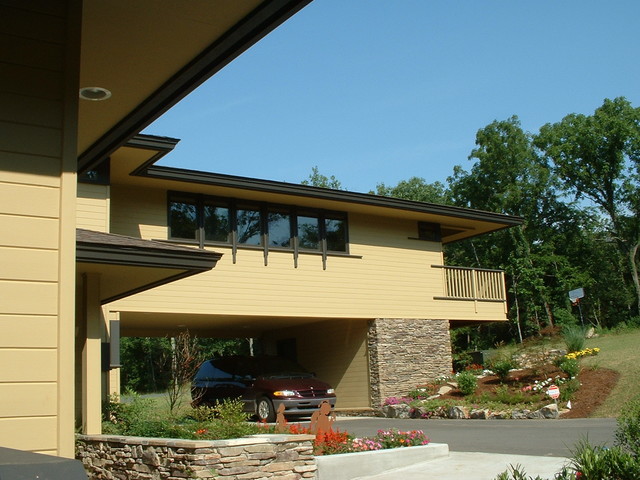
<box><xmin>275</xmin><ymin>403</ymin><xmax>287</xmax><ymax>433</ymax></box>
<box><xmin>309</xmin><ymin>400</ymin><xmax>335</xmax><ymax>434</ymax></box>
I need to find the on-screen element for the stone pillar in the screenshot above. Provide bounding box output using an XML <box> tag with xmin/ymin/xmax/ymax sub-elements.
<box><xmin>368</xmin><ymin>318</ymin><xmax>452</xmax><ymax>407</ymax></box>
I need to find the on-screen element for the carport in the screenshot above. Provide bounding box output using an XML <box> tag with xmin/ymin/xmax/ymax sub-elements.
<box><xmin>113</xmin><ymin>311</ymin><xmax>373</xmax><ymax>412</ymax></box>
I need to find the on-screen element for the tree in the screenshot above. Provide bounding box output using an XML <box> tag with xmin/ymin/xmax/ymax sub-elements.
<box><xmin>448</xmin><ymin>116</ymin><xmax>572</xmax><ymax>334</ymax></box>
<box><xmin>536</xmin><ymin>97</ymin><xmax>640</xmax><ymax>314</ymax></box>
<box><xmin>301</xmin><ymin>166</ymin><xmax>343</xmax><ymax>190</ymax></box>
<box><xmin>165</xmin><ymin>331</ymin><xmax>203</xmax><ymax>415</ymax></box>
<box><xmin>373</xmin><ymin>177</ymin><xmax>450</xmax><ymax>204</ymax></box>
<box><xmin>120</xmin><ymin>337</ymin><xmax>172</xmax><ymax>393</ymax></box>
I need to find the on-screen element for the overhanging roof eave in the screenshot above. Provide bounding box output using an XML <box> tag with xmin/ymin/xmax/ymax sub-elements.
<box><xmin>76</xmin><ymin>228</ymin><xmax>221</xmax><ymax>271</ymax></box>
<box><xmin>140</xmin><ymin>165</ymin><xmax>524</xmax><ymax>227</ymax></box>
<box><xmin>77</xmin><ymin>0</ymin><xmax>312</xmax><ymax>174</ymax></box>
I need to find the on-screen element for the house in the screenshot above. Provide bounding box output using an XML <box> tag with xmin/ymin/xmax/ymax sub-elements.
<box><xmin>82</xmin><ymin>133</ymin><xmax>521</xmax><ymax>414</ymax></box>
<box><xmin>0</xmin><ymin>0</ymin><xmax>313</xmax><ymax>457</ymax></box>
<box><xmin>0</xmin><ymin>0</ymin><xmax>521</xmax><ymax>459</ymax></box>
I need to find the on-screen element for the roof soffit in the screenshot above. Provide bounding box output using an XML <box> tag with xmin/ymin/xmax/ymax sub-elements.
<box><xmin>77</xmin><ymin>0</ymin><xmax>311</xmax><ymax>172</ymax></box>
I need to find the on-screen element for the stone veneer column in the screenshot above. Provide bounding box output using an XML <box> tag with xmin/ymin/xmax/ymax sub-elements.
<box><xmin>368</xmin><ymin>318</ymin><xmax>452</xmax><ymax>407</ymax></box>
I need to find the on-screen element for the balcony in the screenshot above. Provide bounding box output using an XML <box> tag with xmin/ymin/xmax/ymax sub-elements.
<box><xmin>433</xmin><ymin>265</ymin><xmax>507</xmax><ymax>314</ymax></box>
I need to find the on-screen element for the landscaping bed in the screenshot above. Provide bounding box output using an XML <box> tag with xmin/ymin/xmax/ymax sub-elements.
<box><xmin>380</xmin><ymin>344</ymin><xmax>617</xmax><ymax>420</ymax></box>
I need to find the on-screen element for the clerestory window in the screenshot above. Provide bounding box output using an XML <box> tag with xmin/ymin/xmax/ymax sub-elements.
<box><xmin>167</xmin><ymin>192</ymin><xmax>348</xmax><ymax>268</ymax></box>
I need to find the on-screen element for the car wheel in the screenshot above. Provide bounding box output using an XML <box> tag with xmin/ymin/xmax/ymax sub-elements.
<box><xmin>257</xmin><ymin>397</ymin><xmax>276</xmax><ymax>423</ymax></box>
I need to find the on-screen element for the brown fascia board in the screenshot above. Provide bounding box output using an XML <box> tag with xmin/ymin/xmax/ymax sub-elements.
<box><xmin>138</xmin><ymin>165</ymin><xmax>524</xmax><ymax>229</ymax></box>
<box><xmin>77</xmin><ymin>0</ymin><xmax>313</xmax><ymax>174</ymax></box>
<box><xmin>76</xmin><ymin>228</ymin><xmax>221</xmax><ymax>270</ymax></box>
<box><xmin>126</xmin><ymin>134</ymin><xmax>181</xmax><ymax>175</ymax></box>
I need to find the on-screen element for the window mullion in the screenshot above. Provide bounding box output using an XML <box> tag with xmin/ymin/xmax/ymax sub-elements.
<box><xmin>319</xmin><ymin>212</ymin><xmax>327</xmax><ymax>270</ymax></box>
<box><xmin>197</xmin><ymin>195</ymin><xmax>205</xmax><ymax>249</ymax></box>
<box><xmin>231</xmin><ymin>200</ymin><xmax>238</xmax><ymax>264</ymax></box>
<box><xmin>261</xmin><ymin>204</ymin><xmax>268</xmax><ymax>266</ymax></box>
<box><xmin>292</xmin><ymin>208</ymin><xmax>299</xmax><ymax>269</ymax></box>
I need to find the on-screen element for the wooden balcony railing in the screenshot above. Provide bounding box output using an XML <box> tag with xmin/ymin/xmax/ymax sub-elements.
<box><xmin>433</xmin><ymin>265</ymin><xmax>507</xmax><ymax>303</ymax></box>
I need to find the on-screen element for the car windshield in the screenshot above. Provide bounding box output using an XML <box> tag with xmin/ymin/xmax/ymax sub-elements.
<box><xmin>257</xmin><ymin>357</ymin><xmax>313</xmax><ymax>379</ymax></box>
<box><xmin>200</xmin><ymin>356</ymin><xmax>314</xmax><ymax>380</ymax></box>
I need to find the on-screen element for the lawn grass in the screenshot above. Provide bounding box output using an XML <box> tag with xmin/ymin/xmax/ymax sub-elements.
<box><xmin>582</xmin><ymin>328</ymin><xmax>640</xmax><ymax>417</ymax></box>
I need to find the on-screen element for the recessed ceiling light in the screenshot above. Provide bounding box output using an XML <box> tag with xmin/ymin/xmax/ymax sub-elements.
<box><xmin>79</xmin><ymin>86</ymin><xmax>112</xmax><ymax>101</ymax></box>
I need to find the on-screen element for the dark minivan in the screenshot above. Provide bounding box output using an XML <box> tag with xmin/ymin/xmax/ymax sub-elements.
<box><xmin>191</xmin><ymin>355</ymin><xmax>336</xmax><ymax>422</ymax></box>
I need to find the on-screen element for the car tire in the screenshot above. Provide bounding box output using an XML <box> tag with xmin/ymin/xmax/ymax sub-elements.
<box><xmin>257</xmin><ymin>397</ymin><xmax>276</xmax><ymax>423</ymax></box>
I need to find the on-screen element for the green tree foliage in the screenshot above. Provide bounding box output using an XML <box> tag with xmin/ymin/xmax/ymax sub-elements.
<box><xmin>447</xmin><ymin>116</ymin><xmax>581</xmax><ymax>339</ymax></box>
<box><xmin>373</xmin><ymin>177</ymin><xmax>450</xmax><ymax>203</ymax></box>
<box><xmin>301</xmin><ymin>166</ymin><xmax>343</xmax><ymax>189</ymax></box>
<box><xmin>536</xmin><ymin>97</ymin><xmax>640</xmax><ymax>314</ymax></box>
<box><xmin>120</xmin><ymin>337</ymin><xmax>172</xmax><ymax>393</ymax></box>
<box><xmin>121</xmin><ymin>336</ymin><xmax>249</xmax><ymax>393</ymax></box>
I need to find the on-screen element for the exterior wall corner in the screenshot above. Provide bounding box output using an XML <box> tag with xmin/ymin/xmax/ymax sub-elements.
<box><xmin>367</xmin><ymin>318</ymin><xmax>452</xmax><ymax>407</ymax></box>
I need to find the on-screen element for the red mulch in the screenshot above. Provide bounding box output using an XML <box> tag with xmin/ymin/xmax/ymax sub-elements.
<box><xmin>560</xmin><ymin>367</ymin><xmax>619</xmax><ymax>418</ymax></box>
<box><xmin>438</xmin><ymin>366</ymin><xmax>619</xmax><ymax>418</ymax></box>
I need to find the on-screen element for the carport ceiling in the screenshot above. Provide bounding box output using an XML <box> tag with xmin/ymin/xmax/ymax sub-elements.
<box><xmin>118</xmin><ymin>312</ymin><xmax>347</xmax><ymax>338</ymax></box>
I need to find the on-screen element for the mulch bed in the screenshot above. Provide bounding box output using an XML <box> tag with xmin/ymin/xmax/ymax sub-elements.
<box><xmin>560</xmin><ymin>367</ymin><xmax>619</xmax><ymax>418</ymax></box>
<box><xmin>436</xmin><ymin>366</ymin><xmax>620</xmax><ymax>418</ymax></box>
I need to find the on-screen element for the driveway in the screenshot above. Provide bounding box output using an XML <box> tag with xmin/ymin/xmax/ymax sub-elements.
<box><xmin>333</xmin><ymin>417</ymin><xmax>617</xmax><ymax>457</ymax></box>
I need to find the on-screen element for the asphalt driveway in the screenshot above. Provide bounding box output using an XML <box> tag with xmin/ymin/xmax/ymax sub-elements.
<box><xmin>332</xmin><ymin>417</ymin><xmax>617</xmax><ymax>457</ymax></box>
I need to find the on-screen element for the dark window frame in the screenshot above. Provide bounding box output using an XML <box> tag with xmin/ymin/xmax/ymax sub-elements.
<box><xmin>167</xmin><ymin>191</ymin><xmax>350</xmax><ymax>268</ymax></box>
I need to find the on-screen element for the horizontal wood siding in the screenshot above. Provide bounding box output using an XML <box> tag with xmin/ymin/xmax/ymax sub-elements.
<box><xmin>76</xmin><ymin>183</ymin><xmax>110</xmax><ymax>231</ymax></box>
<box><xmin>109</xmin><ymin>186</ymin><xmax>507</xmax><ymax>322</ymax></box>
<box><xmin>0</xmin><ymin>417</ymin><xmax>57</xmax><ymax>452</ymax></box>
<box><xmin>264</xmin><ymin>320</ymin><xmax>370</xmax><ymax>410</ymax></box>
<box><xmin>0</xmin><ymin>2</ymin><xmax>69</xmax><ymax>454</ymax></box>
<box><xmin>110</xmin><ymin>188</ymin><xmax>507</xmax><ymax>321</ymax></box>
<box><xmin>110</xmin><ymin>185</ymin><xmax>167</xmax><ymax>239</ymax></box>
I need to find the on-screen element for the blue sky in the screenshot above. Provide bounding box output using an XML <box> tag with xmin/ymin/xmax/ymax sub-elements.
<box><xmin>144</xmin><ymin>1</ymin><xmax>640</xmax><ymax>194</ymax></box>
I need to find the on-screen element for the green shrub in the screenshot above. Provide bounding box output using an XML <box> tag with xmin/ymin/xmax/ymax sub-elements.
<box><xmin>408</xmin><ymin>384</ymin><xmax>439</xmax><ymax>399</ymax></box>
<box><xmin>191</xmin><ymin>405</ymin><xmax>217</xmax><ymax>422</ymax></box>
<box><xmin>493</xmin><ymin>385</ymin><xmax>526</xmax><ymax>405</ymax></box>
<box><xmin>559</xmin><ymin>378</ymin><xmax>581</xmax><ymax>402</ymax></box>
<box><xmin>569</xmin><ymin>440</ymin><xmax>640</xmax><ymax>479</ymax></box>
<box><xmin>553</xmin><ymin>307</ymin><xmax>577</xmax><ymax>327</ymax></box>
<box><xmin>616</xmin><ymin>395</ymin><xmax>640</xmax><ymax>457</ymax></box>
<box><xmin>456</xmin><ymin>371</ymin><xmax>478</xmax><ymax>396</ymax></box>
<box><xmin>452</xmin><ymin>351</ymin><xmax>473</xmax><ymax>372</ymax></box>
<box><xmin>494</xmin><ymin>464</ymin><xmax>554</xmax><ymax>480</ymax></box>
<box><xmin>558</xmin><ymin>358</ymin><xmax>580</xmax><ymax>379</ymax></box>
<box><xmin>563</xmin><ymin>325</ymin><xmax>586</xmax><ymax>353</ymax></box>
<box><xmin>490</xmin><ymin>357</ymin><xmax>517</xmax><ymax>382</ymax></box>
<box><xmin>103</xmin><ymin>393</ymin><xmax>157</xmax><ymax>432</ymax></box>
<box><xmin>102</xmin><ymin>396</ymin><xmax>262</xmax><ymax>441</ymax></box>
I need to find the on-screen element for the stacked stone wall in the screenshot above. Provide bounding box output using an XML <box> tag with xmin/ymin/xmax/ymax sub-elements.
<box><xmin>76</xmin><ymin>434</ymin><xmax>316</xmax><ymax>480</ymax></box>
<box><xmin>368</xmin><ymin>318</ymin><xmax>452</xmax><ymax>407</ymax></box>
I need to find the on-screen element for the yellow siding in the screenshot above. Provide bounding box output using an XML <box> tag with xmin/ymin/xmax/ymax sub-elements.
<box><xmin>264</xmin><ymin>320</ymin><xmax>370</xmax><ymax>409</ymax></box>
<box><xmin>0</xmin><ymin>247</ymin><xmax>58</xmax><ymax>282</ymax></box>
<box><xmin>0</xmin><ymin>1</ymin><xmax>78</xmax><ymax>456</ymax></box>
<box><xmin>0</xmin><ymin>315</ymin><xmax>58</xmax><ymax>348</ymax></box>
<box><xmin>76</xmin><ymin>183</ymin><xmax>110</xmax><ymax>231</ymax></box>
<box><xmin>110</xmin><ymin>187</ymin><xmax>506</xmax><ymax>321</ymax></box>
<box><xmin>0</xmin><ymin>384</ymin><xmax>58</xmax><ymax>417</ymax></box>
<box><xmin>110</xmin><ymin>185</ymin><xmax>167</xmax><ymax>239</ymax></box>
<box><xmin>0</xmin><ymin>417</ymin><xmax>57</xmax><ymax>452</ymax></box>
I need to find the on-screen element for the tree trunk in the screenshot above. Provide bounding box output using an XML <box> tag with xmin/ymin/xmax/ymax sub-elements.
<box><xmin>512</xmin><ymin>276</ymin><xmax>524</xmax><ymax>344</ymax></box>
<box><xmin>543</xmin><ymin>301</ymin><xmax>555</xmax><ymax>328</ymax></box>
<box><xmin>630</xmin><ymin>241</ymin><xmax>640</xmax><ymax>315</ymax></box>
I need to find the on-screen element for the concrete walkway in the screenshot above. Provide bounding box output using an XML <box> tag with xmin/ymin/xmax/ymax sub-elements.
<box><xmin>353</xmin><ymin>451</ymin><xmax>570</xmax><ymax>480</ymax></box>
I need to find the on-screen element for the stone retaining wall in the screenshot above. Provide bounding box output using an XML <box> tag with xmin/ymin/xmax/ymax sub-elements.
<box><xmin>368</xmin><ymin>318</ymin><xmax>452</xmax><ymax>407</ymax></box>
<box><xmin>76</xmin><ymin>433</ymin><xmax>317</xmax><ymax>480</ymax></box>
